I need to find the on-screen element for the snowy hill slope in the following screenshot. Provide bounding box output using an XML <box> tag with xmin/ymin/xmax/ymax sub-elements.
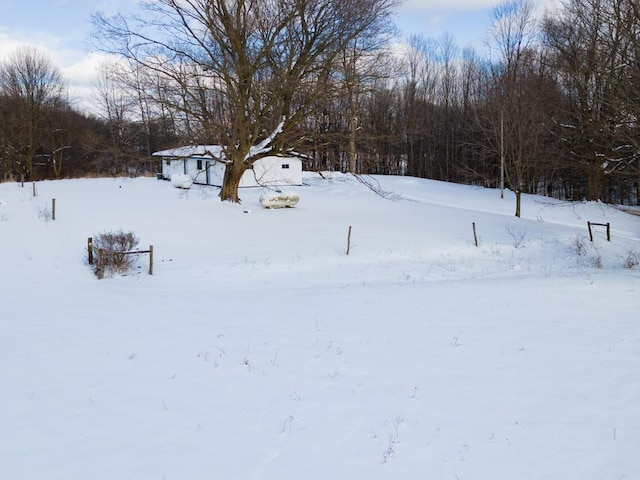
<box><xmin>1</xmin><ymin>173</ymin><xmax>639</xmax><ymax>480</ymax></box>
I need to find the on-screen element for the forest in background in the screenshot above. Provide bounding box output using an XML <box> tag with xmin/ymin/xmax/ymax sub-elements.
<box><xmin>1</xmin><ymin>0</ymin><xmax>639</xmax><ymax>206</ymax></box>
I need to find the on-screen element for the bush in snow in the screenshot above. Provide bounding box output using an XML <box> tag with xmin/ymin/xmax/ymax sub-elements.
<box><xmin>623</xmin><ymin>249</ymin><xmax>640</xmax><ymax>269</ymax></box>
<box><xmin>505</xmin><ymin>224</ymin><xmax>527</xmax><ymax>248</ymax></box>
<box><xmin>92</xmin><ymin>230</ymin><xmax>139</xmax><ymax>277</ymax></box>
<box><xmin>571</xmin><ymin>235</ymin><xmax>588</xmax><ymax>256</ymax></box>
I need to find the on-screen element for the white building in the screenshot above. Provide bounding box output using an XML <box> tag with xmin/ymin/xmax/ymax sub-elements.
<box><xmin>153</xmin><ymin>145</ymin><xmax>303</xmax><ymax>187</ymax></box>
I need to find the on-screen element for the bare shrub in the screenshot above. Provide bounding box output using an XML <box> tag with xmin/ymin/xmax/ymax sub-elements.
<box><xmin>623</xmin><ymin>249</ymin><xmax>640</xmax><ymax>269</ymax></box>
<box><xmin>586</xmin><ymin>243</ymin><xmax>603</xmax><ymax>268</ymax></box>
<box><xmin>92</xmin><ymin>230</ymin><xmax>139</xmax><ymax>276</ymax></box>
<box><xmin>505</xmin><ymin>224</ymin><xmax>527</xmax><ymax>248</ymax></box>
<box><xmin>571</xmin><ymin>235</ymin><xmax>587</xmax><ymax>256</ymax></box>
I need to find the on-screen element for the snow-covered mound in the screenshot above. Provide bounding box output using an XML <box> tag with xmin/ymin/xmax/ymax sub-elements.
<box><xmin>170</xmin><ymin>172</ymin><xmax>193</xmax><ymax>189</ymax></box>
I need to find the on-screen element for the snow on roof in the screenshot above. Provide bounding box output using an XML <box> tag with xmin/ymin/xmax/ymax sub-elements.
<box><xmin>152</xmin><ymin>144</ymin><xmax>301</xmax><ymax>160</ymax></box>
<box><xmin>152</xmin><ymin>145</ymin><xmax>224</xmax><ymax>158</ymax></box>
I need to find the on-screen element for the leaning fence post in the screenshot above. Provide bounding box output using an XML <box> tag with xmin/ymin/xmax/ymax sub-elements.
<box><xmin>149</xmin><ymin>245</ymin><xmax>154</xmax><ymax>275</ymax></box>
<box><xmin>88</xmin><ymin>237</ymin><xmax>94</xmax><ymax>265</ymax></box>
<box><xmin>588</xmin><ymin>221</ymin><xmax>593</xmax><ymax>242</ymax></box>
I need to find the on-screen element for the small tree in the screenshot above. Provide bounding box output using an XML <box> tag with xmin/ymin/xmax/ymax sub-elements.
<box><xmin>481</xmin><ymin>0</ymin><xmax>562</xmax><ymax>217</ymax></box>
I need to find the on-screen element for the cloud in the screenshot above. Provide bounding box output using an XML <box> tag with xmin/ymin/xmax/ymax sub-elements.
<box><xmin>0</xmin><ymin>29</ymin><xmax>69</xmax><ymax>62</ymax></box>
<box><xmin>62</xmin><ymin>51</ymin><xmax>118</xmax><ymax>113</ymax></box>
<box><xmin>0</xmin><ymin>29</ymin><xmax>109</xmax><ymax>113</ymax></box>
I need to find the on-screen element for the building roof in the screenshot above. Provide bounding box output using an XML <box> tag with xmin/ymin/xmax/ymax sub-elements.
<box><xmin>152</xmin><ymin>145</ymin><xmax>302</xmax><ymax>160</ymax></box>
<box><xmin>152</xmin><ymin>145</ymin><xmax>224</xmax><ymax>159</ymax></box>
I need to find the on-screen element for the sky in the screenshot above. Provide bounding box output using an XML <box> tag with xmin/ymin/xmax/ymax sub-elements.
<box><xmin>0</xmin><ymin>0</ymin><xmax>556</xmax><ymax>112</ymax></box>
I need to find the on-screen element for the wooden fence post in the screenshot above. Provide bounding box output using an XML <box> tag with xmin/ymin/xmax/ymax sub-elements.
<box><xmin>32</xmin><ymin>182</ymin><xmax>36</xmax><ymax>197</ymax></box>
<box><xmin>52</xmin><ymin>198</ymin><xmax>56</xmax><ymax>221</ymax></box>
<box><xmin>346</xmin><ymin>226</ymin><xmax>352</xmax><ymax>255</ymax></box>
<box><xmin>588</xmin><ymin>221</ymin><xmax>611</xmax><ymax>242</ymax></box>
<box><xmin>90</xmin><ymin>241</ymin><xmax>154</xmax><ymax>277</ymax></box>
<box><xmin>88</xmin><ymin>237</ymin><xmax>94</xmax><ymax>265</ymax></box>
<box><xmin>97</xmin><ymin>248</ymin><xmax>105</xmax><ymax>279</ymax></box>
<box><xmin>472</xmin><ymin>222</ymin><xmax>478</xmax><ymax>247</ymax></box>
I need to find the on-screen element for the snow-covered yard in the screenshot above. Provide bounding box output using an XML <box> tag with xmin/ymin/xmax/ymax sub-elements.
<box><xmin>1</xmin><ymin>173</ymin><xmax>639</xmax><ymax>479</ymax></box>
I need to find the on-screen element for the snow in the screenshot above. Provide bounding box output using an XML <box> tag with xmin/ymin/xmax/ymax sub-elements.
<box><xmin>1</xmin><ymin>172</ymin><xmax>639</xmax><ymax>480</ymax></box>
<box><xmin>170</xmin><ymin>173</ymin><xmax>194</xmax><ymax>189</ymax></box>
<box><xmin>153</xmin><ymin>145</ymin><xmax>226</xmax><ymax>159</ymax></box>
<box><xmin>259</xmin><ymin>190</ymin><xmax>300</xmax><ymax>208</ymax></box>
<box><xmin>153</xmin><ymin>132</ymin><xmax>286</xmax><ymax>162</ymax></box>
<box><xmin>248</xmin><ymin>117</ymin><xmax>285</xmax><ymax>159</ymax></box>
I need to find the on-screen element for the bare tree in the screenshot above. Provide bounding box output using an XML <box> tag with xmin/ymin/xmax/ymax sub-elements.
<box><xmin>434</xmin><ymin>33</ymin><xmax>460</xmax><ymax>181</ymax></box>
<box><xmin>400</xmin><ymin>34</ymin><xmax>439</xmax><ymax>179</ymax></box>
<box><xmin>544</xmin><ymin>0</ymin><xmax>640</xmax><ymax>203</ymax></box>
<box><xmin>485</xmin><ymin>0</ymin><xmax>552</xmax><ymax>217</ymax></box>
<box><xmin>94</xmin><ymin>62</ymin><xmax>135</xmax><ymax>175</ymax></box>
<box><xmin>337</xmin><ymin>13</ymin><xmax>396</xmax><ymax>173</ymax></box>
<box><xmin>0</xmin><ymin>47</ymin><xmax>66</xmax><ymax>181</ymax></box>
<box><xmin>94</xmin><ymin>60</ymin><xmax>170</xmax><ymax>176</ymax></box>
<box><xmin>92</xmin><ymin>0</ymin><xmax>398</xmax><ymax>202</ymax></box>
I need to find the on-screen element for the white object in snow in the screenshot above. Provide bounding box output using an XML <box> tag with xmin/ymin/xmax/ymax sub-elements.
<box><xmin>171</xmin><ymin>173</ymin><xmax>193</xmax><ymax>189</ymax></box>
<box><xmin>260</xmin><ymin>191</ymin><xmax>299</xmax><ymax>208</ymax></box>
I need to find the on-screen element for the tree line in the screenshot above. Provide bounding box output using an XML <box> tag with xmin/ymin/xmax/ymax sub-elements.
<box><xmin>1</xmin><ymin>0</ymin><xmax>639</xmax><ymax>208</ymax></box>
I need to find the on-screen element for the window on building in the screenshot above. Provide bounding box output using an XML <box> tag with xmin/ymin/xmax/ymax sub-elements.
<box><xmin>197</xmin><ymin>160</ymin><xmax>203</xmax><ymax>170</ymax></box>
<box><xmin>281</xmin><ymin>164</ymin><xmax>290</xmax><ymax>169</ymax></box>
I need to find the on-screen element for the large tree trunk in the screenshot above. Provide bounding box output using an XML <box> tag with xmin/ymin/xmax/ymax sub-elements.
<box><xmin>219</xmin><ymin>160</ymin><xmax>248</xmax><ymax>203</ymax></box>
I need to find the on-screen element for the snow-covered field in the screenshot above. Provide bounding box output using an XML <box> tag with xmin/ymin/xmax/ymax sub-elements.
<box><xmin>1</xmin><ymin>173</ymin><xmax>639</xmax><ymax>480</ymax></box>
